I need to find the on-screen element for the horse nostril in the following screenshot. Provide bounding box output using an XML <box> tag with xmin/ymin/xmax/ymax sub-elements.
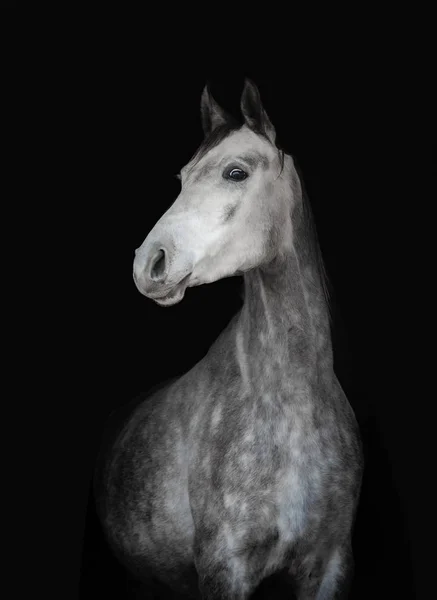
<box><xmin>150</xmin><ymin>249</ymin><xmax>167</xmax><ymax>281</ymax></box>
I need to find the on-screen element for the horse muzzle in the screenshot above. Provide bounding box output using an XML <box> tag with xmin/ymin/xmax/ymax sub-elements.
<box><xmin>133</xmin><ymin>244</ymin><xmax>192</xmax><ymax>306</ymax></box>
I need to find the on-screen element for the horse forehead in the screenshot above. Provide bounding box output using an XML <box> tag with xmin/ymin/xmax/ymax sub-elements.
<box><xmin>182</xmin><ymin>129</ymin><xmax>275</xmax><ymax>175</ymax></box>
<box><xmin>209</xmin><ymin>128</ymin><xmax>272</xmax><ymax>157</ymax></box>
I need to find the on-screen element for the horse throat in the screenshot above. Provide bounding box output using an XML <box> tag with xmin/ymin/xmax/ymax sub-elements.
<box><xmin>237</xmin><ymin>217</ymin><xmax>333</xmax><ymax>388</ymax></box>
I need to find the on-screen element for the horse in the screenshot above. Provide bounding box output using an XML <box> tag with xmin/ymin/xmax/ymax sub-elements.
<box><xmin>95</xmin><ymin>79</ymin><xmax>363</xmax><ymax>599</ymax></box>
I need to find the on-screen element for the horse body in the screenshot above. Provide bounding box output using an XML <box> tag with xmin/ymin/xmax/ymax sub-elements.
<box><xmin>97</xmin><ymin>80</ymin><xmax>363</xmax><ymax>599</ymax></box>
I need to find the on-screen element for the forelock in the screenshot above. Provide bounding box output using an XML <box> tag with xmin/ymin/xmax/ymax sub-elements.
<box><xmin>191</xmin><ymin>122</ymin><xmax>242</xmax><ymax>164</ymax></box>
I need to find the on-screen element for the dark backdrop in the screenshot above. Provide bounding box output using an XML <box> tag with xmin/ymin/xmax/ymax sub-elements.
<box><xmin>72</xmin><ymin>57</ymin><xmax>428</xmax><ymax>599</ymax></box>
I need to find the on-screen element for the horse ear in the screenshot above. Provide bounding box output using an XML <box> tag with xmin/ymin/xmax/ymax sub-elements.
<box><xmin>240</xmin><ymin>78</ymin><xmax>276</xmax><ymax>144</ymax></box>
<box><xmin>200</xmin><ymin>85</ymin><xmax>230</xmax><ymax>136</ymax></box>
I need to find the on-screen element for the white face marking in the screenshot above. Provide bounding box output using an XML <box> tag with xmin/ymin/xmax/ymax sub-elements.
<box><xmin>133</xmin><ymin>126</ymin><xmax>294</xmax><ymax>302</ymax></box>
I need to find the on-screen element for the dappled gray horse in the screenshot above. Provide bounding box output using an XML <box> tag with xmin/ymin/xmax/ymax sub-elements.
<box><xmin>96</xmin><ymin>80</ymin><xmax>363</xmax><ymax>599</ymax></box>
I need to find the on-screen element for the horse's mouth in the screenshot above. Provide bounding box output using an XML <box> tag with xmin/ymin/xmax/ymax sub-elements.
<box><xmin>149</xmin><ymin>274</ymin><xmax>191</xmax><ymax>307</ymax></box>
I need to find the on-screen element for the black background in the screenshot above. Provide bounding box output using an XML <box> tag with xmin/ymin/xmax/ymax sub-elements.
<box><xmin>69</xmin><ymin>47</ymin><xmax>431</xmax><ymax>599</ymax></box>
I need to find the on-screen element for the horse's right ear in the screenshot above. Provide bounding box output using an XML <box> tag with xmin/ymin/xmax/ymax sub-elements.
<box><xmin>240</xmin><ymin>78</ymin><xmax>276</xmax><ymax>144</ymax></box>
<box><xmin>200</xmin><ymin>85</ymin><xmax>230</xmax><ymax>136</ymax></box>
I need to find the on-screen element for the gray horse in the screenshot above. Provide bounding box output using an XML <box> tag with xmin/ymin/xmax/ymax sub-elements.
<box><xmin>96</xmin><ymin>80</ymin><xmax>363</xmax><ymax>599</ymax></box>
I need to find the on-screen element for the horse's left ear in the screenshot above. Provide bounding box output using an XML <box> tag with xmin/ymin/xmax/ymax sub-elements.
<box><xmin>240</xmin><ymin>79</ymin><xmax>276</xmax><ymax>144</ymax></box>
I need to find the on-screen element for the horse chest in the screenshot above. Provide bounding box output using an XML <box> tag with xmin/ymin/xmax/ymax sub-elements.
<box><xmin>191</xmin><ymin>385</ymin><xmax>325</xmax><ymax>541</ymax></box>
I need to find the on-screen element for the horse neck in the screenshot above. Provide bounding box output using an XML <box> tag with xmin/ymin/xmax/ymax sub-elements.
<box><xmin>236</xmin><ymin>190</ymin><xmax>333</xmax><ymax>384</ymax></box>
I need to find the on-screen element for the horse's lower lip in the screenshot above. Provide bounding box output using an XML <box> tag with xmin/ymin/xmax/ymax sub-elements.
<box><xmin>153</xmin><ymin>289</ymin><xmax>179</xmax><ymax>301</ymax></box>
<box><xmin>154</xmin><ymin>287</ymin><xmax>184</xmax><ymax>306</ymax></box>
<box><xmin>149</xmin><ymin>274</ymin><xmax>191</xmax><ymax>303</ymax></box>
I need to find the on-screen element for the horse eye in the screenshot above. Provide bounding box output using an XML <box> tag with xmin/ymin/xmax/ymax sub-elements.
<box><xmin>224</xmin><ymin>168</ymin><xmax>248</xmax><ymax>182</ymax></box>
